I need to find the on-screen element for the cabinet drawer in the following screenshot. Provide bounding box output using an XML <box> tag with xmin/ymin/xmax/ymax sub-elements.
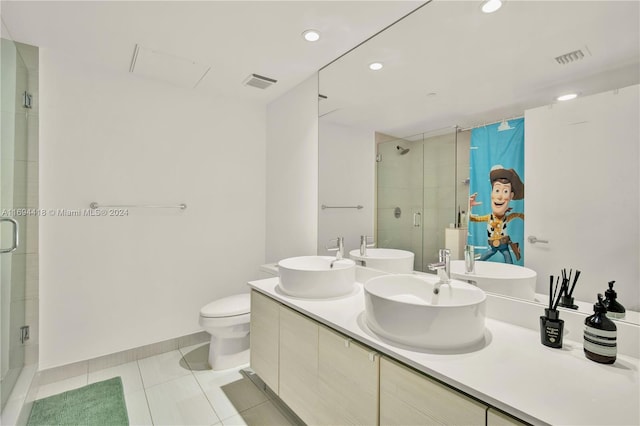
<box><xmin>317</xmin><ymin>326</ymin><xmax>379</xmax><ymax>425</ymax></box>
<box><xmin>380</xmin><ymin>357</ymin><xmax>487</xmax><ymax>425</ymax></box>
<box><xmin>279</xmin><ymin>306</ymin><xmax>319</xmax><ymax>425</ymax></box>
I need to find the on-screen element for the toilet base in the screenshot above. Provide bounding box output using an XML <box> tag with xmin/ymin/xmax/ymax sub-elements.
<box><xmin>208</xmin><ymin>334</ymin><xmax>250</xmax><ymax>371</ymax></box>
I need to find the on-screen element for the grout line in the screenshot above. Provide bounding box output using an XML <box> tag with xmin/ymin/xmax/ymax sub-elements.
<box><xmin>192</xmin><ymin>368</ymin><xmax>222</xmax><ymax>421</ymax></box>
<box><xmin>136</xmin><ymin>360</ymin><xmax>155</xmax><ymax>426</ymax></box>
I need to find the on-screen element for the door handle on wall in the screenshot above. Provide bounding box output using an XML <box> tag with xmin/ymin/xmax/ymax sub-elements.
<box><xmin>527</xmin><ymin>235</ymin><xmax>549</xmax><ymax>244</ymax></box>
<box><xmin>413</xmin><ymin>212</ymin><xmax>421</xmax><ymax>227</ymax></box>
<box><xmin>0</xmin><ymin>218</ymin><xmax>19</xmax><ymax>253</ymax></box>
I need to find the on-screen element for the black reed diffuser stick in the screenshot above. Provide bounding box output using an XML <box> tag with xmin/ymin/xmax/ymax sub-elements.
<box><xmin>557</xmin><ymin>268</ymin><xmax>580</xmax><ymax>310</ymax></box>
<box><xmin>552</xmin><ymin>276</ymin><xmax>562</xmax><ymax>310</ymax></box>
<box><xmin>568</xmin><ymin>270</ymin><xmax>581</xmax><ymax>297</ymax></box>
<box><xmin>541</xmin><ymin>274</ymin><xmax>564</xmax><ymax>348</ymax></box>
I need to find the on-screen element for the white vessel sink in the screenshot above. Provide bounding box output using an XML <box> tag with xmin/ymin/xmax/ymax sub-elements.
<box><xmin>349</xmin><ymin>248</ymin><xmax>414</xmax><ymax>273</ymax></box>
<box><xmin>364</xmin><ymin>274</ymin><xmax>486</xmax><ymax>350</ymax></box>
<box><xmin>450</xmin><ymin>260</ymin><xmax>537</xmax><ymax>301</ymax></box>
<box><xmin>277</xmin><ymin>256</ymin><xmax>356</xmax><ymax>299</ymax></box>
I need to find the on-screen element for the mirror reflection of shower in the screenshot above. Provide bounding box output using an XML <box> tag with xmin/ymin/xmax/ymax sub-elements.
<box><xmin>376</xmin><ymin>127</ymin><xmax>464</xmax><ymax>272</ymax></box>
<box><xmin>396</xmin><ymin>145</ymin><xmax>410</xmax><ymax>155</ymax></box>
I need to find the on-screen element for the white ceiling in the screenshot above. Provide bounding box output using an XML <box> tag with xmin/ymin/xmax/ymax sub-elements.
<box><xmin>0</xmin><ymin>0</ymin><xmax>423</xmax><ymax>104</ymax></box>
<box><xmin>319</xmin><ymin>1</ymin><xmax>640</xmax><ymax>137</ymax></box>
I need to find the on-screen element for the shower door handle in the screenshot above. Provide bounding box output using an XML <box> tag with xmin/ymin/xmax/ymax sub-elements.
<box><xmin>0</xmin><ymin>218</ymin><xmax>19</xmax><ymax>253</ymax></box>
<box><xmin>413</xmin><ymin>212</ymin><xmax>421</xmax><ymax>227</ymax></box>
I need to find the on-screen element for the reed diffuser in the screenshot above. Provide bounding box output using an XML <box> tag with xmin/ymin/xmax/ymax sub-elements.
<box><xmin>557</xmin><ymin>268</ymin><xmax>581</xmax><ymax>310</ymax></box>
<box><xmin>540</xmin><ymin>275</ymin><xmax>565</xmax><ymax>348</ymax></box>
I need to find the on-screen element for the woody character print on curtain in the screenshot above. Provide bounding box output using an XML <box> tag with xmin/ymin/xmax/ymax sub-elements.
<box><xmin>468</xmin><ymin>118</ymin><xmax>525</xmax><ymax>266</ymax></box>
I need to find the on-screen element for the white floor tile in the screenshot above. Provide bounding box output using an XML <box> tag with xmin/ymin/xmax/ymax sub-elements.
<box><xmin>145</xmin><ymin>374</ymin><xmax>220</xmax><ymax>426</ymax></box>
<box><xmin>138</xmin><ymin>350</ymin><xmax>191</xmax><ymax>389</ymax></box>
<box><xmin>179</xmin><ymin>343</ymin><xmax>211</xmax><ymax>371</ymax></box>
<box><xmin>124</xmin><ymin>388</ymin><xmax>153</xmax><ymax>426</ymax></box>
<box><xmin>221</xmin><ymin>401</ymin><xmax>296</xmax><ymax>426</ymax></box>
<box><xmin>194</xmin><ymin>367</ymin><xmax>268</xmax><ymax>421</ymax></box>
<box><xmin>36</xmin><ymin>374</ymin><xmax>87</xmax><ymax>400</ymax></box>
<box><xmin>88</xmin><ymin>361</ymin><xmax>144</xmax><ymax>395</ymax></box>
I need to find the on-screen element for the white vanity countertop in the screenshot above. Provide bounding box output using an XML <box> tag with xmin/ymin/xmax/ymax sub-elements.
<box><xmin>248</xmin><ymin>277</ymin><xmax>640</xmax><ymax>426</ymax></box>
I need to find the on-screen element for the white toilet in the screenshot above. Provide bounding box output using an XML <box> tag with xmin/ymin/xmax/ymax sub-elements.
<box><xmin>199</xmin><ymin>293</ymin><xmax>251</xmax><ymax>371</ymax></box>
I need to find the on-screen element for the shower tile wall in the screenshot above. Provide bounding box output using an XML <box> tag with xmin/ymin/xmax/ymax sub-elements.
<box><xmin>376</xmin><ymin>130</ymin><xmax>460</xmax><ymax>272</ymax></box>
<box><xmin>16</xmin><ymin>41</ymin><xmax>39</xmax><ymax>370</ymax></box>
<box><xmin>421</xmin><ymin>132</ymin><xmax>456</xmax><ymax>267</ymax></box>
<box><xmin>456</xmin><ymin>131</ymin><xmax>471</xmax><ymax>223</ymax></box>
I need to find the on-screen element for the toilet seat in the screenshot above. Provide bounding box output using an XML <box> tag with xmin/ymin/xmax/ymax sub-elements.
<box><xmin>200</xmin><ymin>293</ymin><xmax>250</xmax><ymax>318</ymax></box>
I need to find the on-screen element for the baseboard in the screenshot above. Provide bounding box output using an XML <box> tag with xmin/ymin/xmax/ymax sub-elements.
<box><xmin>38</xmin><ymin>331</ymin><xmax>209</xmax><ymax>385</ymax></box>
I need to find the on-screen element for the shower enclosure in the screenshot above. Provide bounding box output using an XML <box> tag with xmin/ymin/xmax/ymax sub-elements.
<box><xmin>1</xmin><ymin>36</ymin><xmax>39</xmax><ymax>415</ymax></box>
<box><xmin>376</xmin><ymin>128</ymin><xmax>468</xmax><ymax>272</ymax></box>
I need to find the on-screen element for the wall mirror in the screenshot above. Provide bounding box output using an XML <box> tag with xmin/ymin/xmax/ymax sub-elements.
<box><xmin>318</xmin><ymin>1</ymin><xmax>639</xmax><ymax>322</ymax></box>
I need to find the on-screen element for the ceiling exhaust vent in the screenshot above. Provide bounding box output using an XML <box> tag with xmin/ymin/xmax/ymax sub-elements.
<box><xmin>555</xmin><ymin>48</ymin><xmax>589</xmax><ymax>65</ymax></box>
<box><xmin>243</xmin><ymin>74</ymin><xmax>277</xmax><ymax>89</ymax></box>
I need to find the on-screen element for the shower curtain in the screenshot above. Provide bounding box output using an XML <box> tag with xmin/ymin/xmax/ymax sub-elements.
<box><xmin>468</xmin><ymin>118</ymin><xmax>525</xmax><ymax>265</ymax></box>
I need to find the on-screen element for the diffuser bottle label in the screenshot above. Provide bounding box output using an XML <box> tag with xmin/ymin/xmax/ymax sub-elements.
<box><xmin>545</xmin><ymin>326</ymin><xmax>560</xmax><ymax>342</ymax></box>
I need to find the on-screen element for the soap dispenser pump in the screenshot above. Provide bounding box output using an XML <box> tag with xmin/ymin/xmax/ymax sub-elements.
<box><xmin>603</xmin><ymin>281</ymin><xmax>626</xmax><ymax>320</ymax></box>
<box><xmin>584</xmin><ymin>294</ymin><xmax>617</xmax><ymax>364</ymax></box>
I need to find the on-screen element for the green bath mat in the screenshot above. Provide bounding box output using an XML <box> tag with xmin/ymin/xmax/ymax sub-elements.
<box><xmin>28</xmin><ymin>377</ymin><xmax>129</xmax><ymax>426</ymax></box>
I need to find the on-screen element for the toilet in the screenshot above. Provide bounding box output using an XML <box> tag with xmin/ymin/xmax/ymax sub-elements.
<box><xmin>199</xmin><ymin>293</ymin><xmax>251</xmax><ymax>371</ymax></box>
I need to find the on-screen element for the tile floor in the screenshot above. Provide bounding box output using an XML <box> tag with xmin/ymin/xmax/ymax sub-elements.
<box><xmin>35</xmin><ymin>343</ymin><xmax>299</xmax><ymax>426</ymax></box>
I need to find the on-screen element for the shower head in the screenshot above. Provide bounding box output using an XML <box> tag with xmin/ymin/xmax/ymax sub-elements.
<box><xmin>396</xmin><ymin>145</ymin><xmax>410</xmax><ymax>155</ymax></box>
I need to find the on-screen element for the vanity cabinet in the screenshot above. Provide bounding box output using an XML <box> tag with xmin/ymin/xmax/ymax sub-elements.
<box><xmin>278</xmin><ymin>305</ymin><xmax>320</xmax><ymax>424</ymax></box>
<box><xmin>380</xmin><ymin>357</ymin><xmax>488</xmax><ymax>425</ymax></box>
<box><xmin>487</xmin><ymin>408</ymin><xmax>529</xmax><ymax>426</ymax></box>
<box><xmin>317</xmin><ymin>326</ymin><xmax>379</xmax><ymax>425</ymax></box>
<box><xmin>278</xmin><ymin>304</ymin><xmax>380</xmax><ymax>425</ymax></box>
<box><xmin>250</xmin><ymin>290</ymin><xmax>527</xmax><ymax>426</ymax></box>
<box><xmin>249</xmin><ymin>291</ymin><xmax>280</xmax><ymax>393</ymax></box>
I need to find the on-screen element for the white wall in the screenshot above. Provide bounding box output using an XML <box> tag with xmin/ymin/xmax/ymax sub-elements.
<box><xmin>525</xmin><ymin>85</ymin><xmax>639</xmax><ymax>311</ymax></box>
<box><xmin>318</xmin><ymin>121</ymin><xmax>374</xmax><ymax>255</ymax></box>
<box><xmin>265</xmin><ymin>75</ymin><xmax>318</xmax><ymax>263</ymax></box>
<box><xmin>39</xmin><ymin>49</ymin><xmax>266</xmax><ymax>369</ymax></box>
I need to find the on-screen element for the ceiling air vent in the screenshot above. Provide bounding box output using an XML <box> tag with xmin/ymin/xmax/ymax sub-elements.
<box><xmin>243</xmin><ymin>74</ymin><xmax>277</xmax><ymax>89</ymax></box>
<box><xmin>555</xmin><ymin>48</ymin><xmax>589</xmax><ymax>65</ymax></box>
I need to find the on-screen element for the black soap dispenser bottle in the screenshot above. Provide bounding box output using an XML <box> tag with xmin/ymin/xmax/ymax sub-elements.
<box><xmin>603</xmin><ymin>281</ymin><xmax>626</xmax><ymax>320</ymax></box>
<box><xmin>584</xmin><ymin>294</ymin><xmax>617</xmax><ymax>364</ymax></box>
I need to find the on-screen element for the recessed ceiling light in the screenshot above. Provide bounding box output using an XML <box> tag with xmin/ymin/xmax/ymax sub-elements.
<box><xmin>369</xmin><ymin>62</ymin><xmax>383</xmax><ymax>71</ymax></box>
<box><xmin>302</xmin><ymin>30</ymin><xmax>320</xmax><ymax>42</ymax></box>
<box><xmin>557</xmin><ymin>93</ymin><xmax>578</xmax><ymax>101</ymax></box>
<box><xmin>481</xmin><ymin>0</ymin><xmax>503</xmax><ymax>13</ymax></box>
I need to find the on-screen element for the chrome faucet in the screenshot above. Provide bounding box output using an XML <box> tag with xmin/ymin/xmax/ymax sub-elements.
<box><xmin>359</xmin><ymin>235</ymin><xmax>375</xmax><ymax>256</ymax></box>
<box><xmin>464</xmin><ymin>245</ymin><xmax>475</xmax><ymax>274</ymax></box>
<box><xmin>428</xmin><ymin>249</ymin><xmax>451</xmax><ymax>294</ymax></box>
<box><xmin>327</xmin><ymin>237</ymin><xmax>345</xmax><ymax>268</ymax></box>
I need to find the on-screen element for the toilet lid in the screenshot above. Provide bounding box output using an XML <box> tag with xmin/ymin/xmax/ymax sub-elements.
<box><xmin>200</xmin><ymin>293</ymin><xmax>250</xmax><ymax>318</ymax></box>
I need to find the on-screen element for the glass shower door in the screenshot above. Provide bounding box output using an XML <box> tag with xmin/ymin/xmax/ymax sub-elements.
<box><xmin>375</xmin><ymin>128</ymin><xmax>459</xmax><ymax>273</ymax></box>
<box><xmin>376</xmin><ymin>135</ymin><xmax>424</xmax><ymax>271</ymax></box>
<box><xmin>0</xmin><ymin>37</ymin><xmax>29</xmax><ymax>411</ymax></box>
